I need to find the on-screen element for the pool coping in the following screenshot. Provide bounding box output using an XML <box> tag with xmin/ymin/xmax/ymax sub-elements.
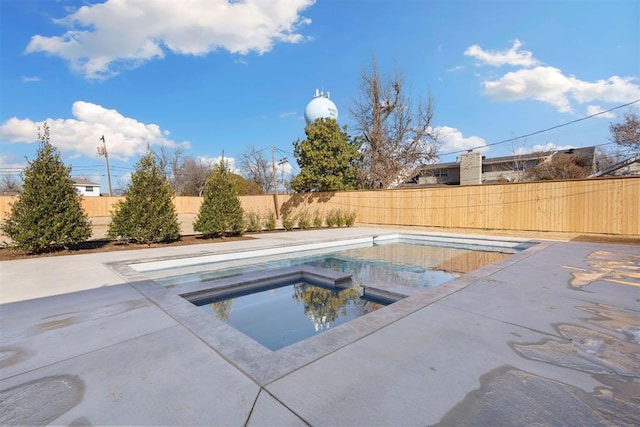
<box><xmin>108</xmin><ymin>232</ymin><xmax>547</xmax><ymax>386</ymax></box>
<box><xmin>178</xmin><ymin>265</ymin><xmax>355</xmax><ymax>302</ymax></box>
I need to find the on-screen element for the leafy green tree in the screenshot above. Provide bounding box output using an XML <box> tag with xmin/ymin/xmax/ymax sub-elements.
<box><xmin>1</xmin><ymin>123</ymin><xmax>92</xmax><ymax>253</ymax></box>
<box><xmin>291</xmin><ymin>118</ymin><xmax>361</xmax><ymax>192</ymax></box>
<box><xmin>107</xmin><ymin>149</ymin><xmax>180</xmax><ymax>244</ymax></box>
<box><xmin>230</xmin><ymin>173</ymin><xmax>264</xmax><ymax>195</ymax></box>
<box><xmin>193</xmin><ymin>159</ymin><xmax>245</xmax><ymax>237</ymax></box>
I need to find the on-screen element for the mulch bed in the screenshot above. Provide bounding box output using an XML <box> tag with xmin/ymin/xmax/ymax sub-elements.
<box><xmin>0</xmin><ymin>234</ymin><xmax>254</xmax><ymax>261</ymax></box>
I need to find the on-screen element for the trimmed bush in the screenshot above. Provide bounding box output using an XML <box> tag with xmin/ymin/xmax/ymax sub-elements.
<box><xmin>282</xmin><ymin>212</ymin><xmax>296</xmax><ymax>231</ymax></box>
<box><xmin>108</xmin><ymin>149</ymin><xmax>180</xmax><ymax>244</ymax></box>
<box><xmin>244</xmin><ymin>210</ymin><xmax>262</xmax><ymax>233</ymax></box>
<box><xmin>312</xmin><ymin>209</ymin><xmax>324</xmax><ymax>228</ymax></box>
<box><xmin>325</xmin><ymin>209</ymin><xmax>338</xmax><ymax>227</ymax></box>
<box><xmin>335</xmin><ymin>209</ymin><xmax>346</xmax><ymax>227</ymax></box>
<box><xmin>264</xmin><ymin>210</ymin><xmax>276</xmax><ymax>231</ymax></box>
<box><xmin>194</xmin><ymin>159</ymin><xmax>245</xmax><ymax>238</ymax></box>
<box><xmin>1</xmin><ymin>123</ymin><xmax>92</xmax><ymax>253</ymax></box>
<box><xmin>297</xmin><ymin>209</ymin><xmax>312</xmax><ymax>229</ymax></box>
<box><xmin>345</xmin><ymin>209</ymin><xmax>357</xmax><ymax>227</ymax></box>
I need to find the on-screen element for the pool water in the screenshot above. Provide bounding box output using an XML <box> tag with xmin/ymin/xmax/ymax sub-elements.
<box><xmin>195</xmin><ymin>281</ymin><xmax>387</xmax><ymax>351</ymax></box>
<box><xmin>146</xmin><ymin>237</ymin><xmax>520</xmax><ymax>351</ymax></box>
<box><xmin>156</xmin><ymin>242</ymin><xmax>512</xmax><ymax>290</ymax></box>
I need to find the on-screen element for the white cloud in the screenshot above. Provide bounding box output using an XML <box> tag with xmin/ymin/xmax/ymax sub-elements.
<box><xmin>464</xmin><ymin>39</ymin><xmax>538</xmax><ymax>68</ymax></box>
<box><xmin>435</xmin><ymin>126</ymin><xmax>488</xmax><ymax>154</ymax></box>
<box><xmin>26</xmin><ymin>0</ymin><xmax>315</xmax><ymax>79</ymax></box>
<box><xmin>483</xmin><ymin>66</ymin><xmax>640</xmax><ymax>113</ymax></box>
<box><xmin>483</xmin><ymin>66</ymin><xmax>574</xmax><ymax>112</ymax></box>
<box><xmin>0</xmin><ymin>101</ymin><xmax>189</xmax><ymax>161</ymax></box>
<box><xmin>571</xmin><ymin>75</ymin><xmax>640</xmax><ymax>104</ymax></box>
<box><xmin>468</xmin><ymin>40</ymin><xmax>640</xmax><ymax>113</ymax></box>
<box><xmin>586</xmin><ymin>105</ymin><xmax>615</xmax><ymax>119</ymax></box>
<box><xmin>514</xmin><ymin>142</ymin><xmax>576</xmax><ymax>155</ymax></box>
<box><xmin>21</xmin><ymin>76</ymin><xmax>40</xmax><ymax>83</ymax></box>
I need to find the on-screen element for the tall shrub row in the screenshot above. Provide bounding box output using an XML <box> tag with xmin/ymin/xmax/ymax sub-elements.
<box><xmin>1</xmin><ymin>125</ymin><xmax>357</xmax><ymax>253</ymax></box>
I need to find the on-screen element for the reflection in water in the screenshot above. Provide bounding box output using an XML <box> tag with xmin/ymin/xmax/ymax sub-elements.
<box><xmin>159</xmin><ymin>241</ymin><xmax>514</xmax><ymax>289</ymax></box>
<box><xmin>292</xmin><ymin>284</ymin><xmax>373</xmax><ymax>331</ymax></box>
<box><xmin>210</xmin><ymin>299</ymin><xmax>232</xmax><ymax>322</ymax></box>
<box><xmin>202</xmin><ymin>282</ymin><xmax>386</xmax><ymax>350</ymax></box>
<box><xmin>306</xmin><ymin>255</ymin><xmax>454</xmax><ymax>289</ymax></box>
<box><xmin>209</xmin><ymin>284</ymin><xmax>383</xmax><ymax>332</ymax></box>
<box><xmin>341</xmin><ymin>243</ymin><xmax>511</xmax><ymax>275</ymax></box>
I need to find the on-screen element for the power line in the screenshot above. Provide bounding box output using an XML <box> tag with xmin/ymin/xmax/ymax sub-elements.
<box><xmin>440</xmin><ymin>99</ymin><xmax>640</xmax><ymax>157</ymax></box>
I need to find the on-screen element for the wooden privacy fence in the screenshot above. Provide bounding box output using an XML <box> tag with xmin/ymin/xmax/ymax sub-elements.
<box><xmin>293</xmin><ymin>177</ymin><xmax>638</xmax><ymax>236</ymax></box>
<box><xmin>0</xmin><ymin>177</ymin><xmax>638</xmax><ymax>236</ymax></box>
<box><xmin>171</xmin><ymin>194</ymin><xmax>291</xmax><ymax>215</ymax></box>
<box><xmin>0</xmin><ymin>194</ymin><xmax>292</xmax><ymax>220</ymax></box>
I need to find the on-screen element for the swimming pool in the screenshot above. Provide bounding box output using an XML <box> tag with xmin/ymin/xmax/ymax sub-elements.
<box><xmin>121</xmin><ymin>232</ymin><xmax>537</xmax><ymax>383</ymax></box>
<box><xmin>130</xmin><ymin>234</ymin><xmax>530</xmax><ymax>351</ymax></box>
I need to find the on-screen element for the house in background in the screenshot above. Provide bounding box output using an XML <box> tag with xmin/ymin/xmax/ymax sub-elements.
<box><xmin>72</xmin><ymin>178</ymin><xmax>101</xmax><ymax>197</ymax></box>
<box><xmin>410</xmin><ymin>146</ymin><xmax>598</xmax><ymax>186</ymax></box>
<box><xmin>590</xmin><ymin>153</ymin><xmax>640</xmax><ymax>178</ymax></box>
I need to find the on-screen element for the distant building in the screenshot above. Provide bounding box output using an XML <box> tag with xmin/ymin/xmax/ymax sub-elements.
<box><xmin>591</xmin><ymin>153</ymin><xmax>640</xmax><ymax>178</ymax></box>
<box><xmin>72</xmin><ymin>178</ymin><xmax>101</xmax><ymax>197</ymax></box>
<box><xmin>410</xmin><ymin>146</ymin><xmax>598</xmax><ymax>186</ymax></box>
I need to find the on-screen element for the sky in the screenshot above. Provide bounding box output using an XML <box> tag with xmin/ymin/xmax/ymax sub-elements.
<box><xmin>1</xmin><ymin>0</ymin><xmax>639</xmax><ymax>192</ymax></box>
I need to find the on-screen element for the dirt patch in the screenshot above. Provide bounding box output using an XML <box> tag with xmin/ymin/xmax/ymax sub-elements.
<box><xmin>0</xmin><ymin>234</ymin><xmax>255</xmax><ymax>261</ymax></box>
<box><xmin>570</xmin><ymin>235</ymin><xmax>640</xmax><ymax>245</ymax></box>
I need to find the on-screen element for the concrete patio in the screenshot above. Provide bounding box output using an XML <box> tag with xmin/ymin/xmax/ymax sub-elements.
<box><xmin>1</xmin><ymin>227</ymin><xmax>639</xmax><ymax>426</ymax></box>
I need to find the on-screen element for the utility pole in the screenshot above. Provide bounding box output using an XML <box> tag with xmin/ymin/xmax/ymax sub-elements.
<box><xmin>97</xmin><ymin>135</ymin><xmax>113</xmax><ymax>196</ymax></box>
<box><xmin>271</xmin><ymin>146</ymin><xmax>279</xmax><ymax>218</ymax></box>
<box><xmin>278</xmin><ymin>158</ymin><xmax>288</xmax><ymax>193</ymax></box>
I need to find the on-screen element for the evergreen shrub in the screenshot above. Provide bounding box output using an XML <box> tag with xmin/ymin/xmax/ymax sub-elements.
<box><xmin>245</xmin><ymin>210</ymin><xmax>262</xmax><ymax>233</ymax></box>
<box><xmin>108</xmin><ymin>150</ymin><xmax>180</xmax><ymax>244</ymax></box>
<box><xmin>282</xmin><ymin>212</ymin><xmax>296</xmax><ymax>231</ymax></box>
<box><xmin>297</xmin><ymin>209</ymin><xmax>311</xmax><ymax>229</ymax></box>
<box><xmin>312</xmin><ymin>209</ymin><xmax>324</xmax><ymax>228</ymax></box>
<box><xmin>193</xmin><ymin>159</ymin><xmax>244</xmax><ymax>237</ymax></box>
<box><xmin>264</xmin><ymin>210</ymin><xmax>276</xmax><ymax>231</ymax></box>
<box><xmin>1</xmin><ymin>124</ymin><xmax>92</xmax><ymax>253</ymax></box>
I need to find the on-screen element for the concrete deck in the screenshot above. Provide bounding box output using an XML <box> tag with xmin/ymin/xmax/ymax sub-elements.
<box><xmin>1</xmin><ymin>227</ymin><xmax>639</xmax><ymax>426</ymax></box>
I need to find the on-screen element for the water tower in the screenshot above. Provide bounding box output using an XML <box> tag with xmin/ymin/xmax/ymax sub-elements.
<box><xmin>304</xmin><ymin>89</ymin><xmax>338</xmax><ymax>125</ymax></box>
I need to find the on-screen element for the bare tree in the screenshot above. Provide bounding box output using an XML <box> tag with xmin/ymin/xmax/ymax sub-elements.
<box><xmin>522</xmin><ymin>153</ymin><xmax>588</xmax><ymax>181</ymax></box>
<box><xmin>595</xmin><ymin>147</ymin><xmax>617</xmax><ymax>171</ymax></box>
<box><xmin>179</xmin><ymin>157</ymin><xmax>215</xmax><ymax>196</ymax></box>
<box><xmin>112</xmin><ymin>178</ymin><xmax>128</xmax><ymax>196</ymax></box>
<box><xmin>350</xmin><ymin>57</ymin><xmax>439</xmax><ymax>189</ymax></box>
<box><xmin>610</xmin><ymin>111</ymin><xmax>640</xmax><ymax>154</ymax></box>
<box><xmin>238</xmin><ymin>146</ymin><xmax>273</xmax><ymax>193</ymax></box>
<box><xmin>0</xmin><ymin>175</ymin><xmax>22</xmax><ymax>194</ymax></box>
<box><xmin>153</xmin><ymin>145</ymin><xmax>184</xmax><ymax>193</ymax></box>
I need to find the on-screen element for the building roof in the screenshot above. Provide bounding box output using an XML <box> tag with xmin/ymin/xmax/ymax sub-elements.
<box><xmin>420</xmin><ymin>146</ymin><xmax>596</xmax><ymax>171</ymax></box>
<box><xmin>72</xmin><ymin>177</ymin><xmax>100</xmax><ymax>186</ymax></box>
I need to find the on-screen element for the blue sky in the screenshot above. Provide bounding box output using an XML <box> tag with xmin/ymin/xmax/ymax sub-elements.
<box><xmin>1</xmin><ymin>0</ymin><xmax>639</xmax><ymax>191</ymax></box>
